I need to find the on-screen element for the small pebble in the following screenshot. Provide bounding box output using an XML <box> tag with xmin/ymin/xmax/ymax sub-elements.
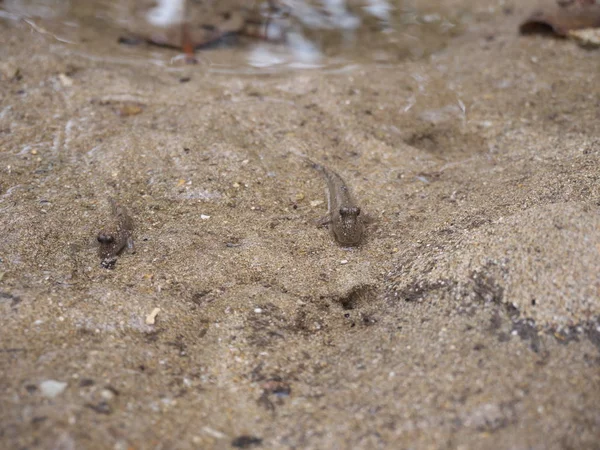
<box><xmin>117</xmin><ymin>104</ymin><xmax>143</xmax><ymax>117</ymax></box>
<box><xmin>310</xmin><ymin>200</ymin><xmax>324</xmax><ymax>207</ymax></box>
<box><xmin>0</xmin><ymin>62</ymin><xmax>20</xmax><ymax>80</ymax></box>
<box><xmin>200</xmin><ymin>214</ymin><xmax>211</xmax><ymax>220</ymax></box>
<box><xmin>101</xmin><ymin>389</ymin><xmax>116</xmax><ymax>400</ymax></box>
<box><xmin>58</xmin><ymin>73</ymin><xmax>73</xmax><ymax>87</ymax></box>
<box><xmin>254</xmin><ymin>308</ymin><xmax>263</xmax><ymax>314</ymax></box>
<box><xmin>340</xmin><ymin>260</ymin><xmax>349</xmax><ymax>265</ymax></box>
<box><xmin>40</xmin><ymin>380</ymin><xmax>67</xmax><ymax>398</ymax></box>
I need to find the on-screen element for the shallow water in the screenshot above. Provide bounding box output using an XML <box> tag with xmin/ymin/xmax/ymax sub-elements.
<box><xmin>1</xmin><ymin>0</ymin><xmax>462</xmax><ymax>70</ymax></box>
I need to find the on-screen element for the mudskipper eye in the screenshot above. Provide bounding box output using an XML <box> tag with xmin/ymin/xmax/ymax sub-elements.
<box><xmin>339</xmin><ymin>207</ymin><xmax>360</xmax><ymax>216</ymax></box>
<box><xmin>97</xmin><ymin>234</ymin><xmax>115</xmax><ymax>244</ymax></box>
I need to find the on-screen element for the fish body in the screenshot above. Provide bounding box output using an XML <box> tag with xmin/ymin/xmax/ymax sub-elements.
<box><xmin>308</xmin><ymin>159</ymin><xmax>364</xmax><ymax>246</ymax></box>
<box><xmin>97</xmin><ymin>199</ymin><xmax>135</xmax><ymax>269</ymax></box>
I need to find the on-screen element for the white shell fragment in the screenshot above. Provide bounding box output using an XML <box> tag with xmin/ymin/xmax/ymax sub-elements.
<box><xmin>145</xmin><ymin>307</ymin><xmax>161</xmax><ymax>325</ymax></box>
<box><xmin>40</xmin><ymin>380</ymin><xmax>68</xmax><ymax>398</ymax></box>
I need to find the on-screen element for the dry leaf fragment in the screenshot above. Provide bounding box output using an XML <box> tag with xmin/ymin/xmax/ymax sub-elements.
<box><xmin>520</xmin><ymin>0</ymin><xmax>600</xmax><ymax>36</ymax></box>
<box><xmin>568</xmin><ymin>27</ymin><xmax>600</xmax><ymax>46</ymax></box>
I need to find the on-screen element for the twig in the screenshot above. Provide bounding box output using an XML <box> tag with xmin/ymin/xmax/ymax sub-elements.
<box><xmin>23</xmin><ymin>18</ymin><xmax>77</xmax><ymax>45</ymax></box>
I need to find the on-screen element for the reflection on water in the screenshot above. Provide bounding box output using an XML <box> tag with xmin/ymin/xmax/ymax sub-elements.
<box><xmin>248</xmin><ymin>31</ymin><xmax>322</xmax><ymax>69</ymax></box>
<box><xmin>0</xmin><ymin>0</ymin><xmax>463</xmax><ymax>70</ymax></box>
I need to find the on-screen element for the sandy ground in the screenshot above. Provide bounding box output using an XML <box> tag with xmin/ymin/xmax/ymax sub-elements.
<box><xmin>1</xmin><ymin>1</ymin><xmax>599</xmax><ymax>449</ymax></box>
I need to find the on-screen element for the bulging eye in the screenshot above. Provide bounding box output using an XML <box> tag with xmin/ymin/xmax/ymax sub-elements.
<box><xmin>339</xmin><ymin>207</ymin><xmax>360</xmax><ymax>217</ymax></box>
<box><xmin>97</xmin><ymin>233</ymin><xmax>115</xmax><ymax>244</ymax></box>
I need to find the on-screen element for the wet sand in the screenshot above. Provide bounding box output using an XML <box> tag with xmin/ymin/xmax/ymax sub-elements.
<box><xmin>1</xmin><ymin>1</ymin><xmax>599</xmax><ymax>448</ymax></box>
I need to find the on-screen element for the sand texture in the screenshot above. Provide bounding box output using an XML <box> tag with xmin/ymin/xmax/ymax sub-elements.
<box><xmin>0</xmin><ymin>1</ymin><xmax>599</xmax><ymax>448</ymax></box>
